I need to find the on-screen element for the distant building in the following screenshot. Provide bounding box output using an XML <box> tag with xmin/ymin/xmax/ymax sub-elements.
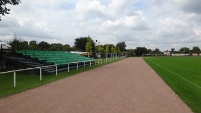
<box><xmin>164</xmin><ymin>51</ymin><xmax>171</xmax><ymax>56</ymax></box>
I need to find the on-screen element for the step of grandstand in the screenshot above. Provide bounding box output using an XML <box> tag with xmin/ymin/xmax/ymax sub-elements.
<box><xmin>16</xmin><ymin>50</ymin><xmax>94</xmax><ymax>65</ymax></box>
<box><xmin>14</xmin><ymin>50</ymin><xmax>94</xmax><ymax>74</ymax></box>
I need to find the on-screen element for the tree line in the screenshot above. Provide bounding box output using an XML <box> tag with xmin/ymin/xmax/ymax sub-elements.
<box><xmin>6</xmin><ymin>35</ymin><xmax>127</xmax><ymax>57</ymax></box>
<box><xmin>133</xmin><ymin>46</ymin><xmax>201</xmax><ymax>56</ymax></box>
<box><xmin>4</xmin><ymin>35</ymin><xmax>201</xmax><ymax>57</ymax></box>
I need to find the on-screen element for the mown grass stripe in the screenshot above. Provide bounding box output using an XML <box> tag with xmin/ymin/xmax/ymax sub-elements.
<box><xmin>146</xmin><ymin>58</ymin><xmax>201</xmax><ymax>89</ymax></box>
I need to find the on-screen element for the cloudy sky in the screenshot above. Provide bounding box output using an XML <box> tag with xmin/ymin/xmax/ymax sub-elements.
<box><xmin>0</xmin><ymin>0</ymin><xmax>201</xmax><ymax>51</ymax></box>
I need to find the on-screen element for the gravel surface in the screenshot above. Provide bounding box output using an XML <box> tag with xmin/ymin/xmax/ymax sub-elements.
<box><xmin>0</xmin><ymin>57</ymin><xmax>192</xmax><ymax>113</ymax></box>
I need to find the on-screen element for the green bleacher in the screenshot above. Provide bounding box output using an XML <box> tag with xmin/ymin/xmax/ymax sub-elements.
<box><xmin>16</xmin><ymin>50</ymin><xmax>94</xmax><ymax>65</ymax></box>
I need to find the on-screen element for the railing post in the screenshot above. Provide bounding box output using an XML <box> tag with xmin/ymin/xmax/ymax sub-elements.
<box><xmin>56</xmin><ymin>65</ymin><xmax>57</xmax><ymax>76</ymax></box>
<box><xmin>14</xmin><ymin>71</ymin><xmax>16</xmax><ymax>88</ymax></box>
<box><xmin>40</xmin><ymin>67</ymin><xmax>42</xmax><ymax>81</ymax></box>
<box><xmin>90</xmin><ymin>61</ymin><xmax>91</xmax><ymax>66</ymax></box>
<box><xmin>84</xmin><ymin>62</ymin><xmax>85</xmax><ymax>67</ymax></box>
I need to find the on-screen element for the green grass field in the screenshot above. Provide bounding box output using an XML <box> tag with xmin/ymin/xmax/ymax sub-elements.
<box><xmin>144</xmin><ymin>56</ymin><xmax>201</xmax><ymax>113</ymax></box>
<box><xmin>0</xmin><ymin>58</ymin><xmax>121</xmax><ymax>99</ymax></box>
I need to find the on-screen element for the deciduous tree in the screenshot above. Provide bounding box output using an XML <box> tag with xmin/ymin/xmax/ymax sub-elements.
<box><xmin>116</xmin><ymin>41</ymin><xmax>126</xmax><ymax>51</ymax></box>
<box><xmin>0</xmin><ymin>0</ymin><xmax>20</xmax><ymax>21</ymax></box>
<box><xmin>192</xmin><ymin>46</ymin><xmax>200</xmax><ymax>52</ymax></box>
<box><xmin>85</xmin><ymin>37</ymin><xmax>92</xmax><ymax>52</ymax></box>
<box><xmin>29</xmin><ymin>40</ymin><xmax>38</xmax><ymax>50</ymax></box>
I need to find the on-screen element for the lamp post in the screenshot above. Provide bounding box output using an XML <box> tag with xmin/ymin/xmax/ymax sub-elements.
<box><xmin>95</xmin><ymin>40</ymin><xmax>97</xmax><ymax>58</ymax></box>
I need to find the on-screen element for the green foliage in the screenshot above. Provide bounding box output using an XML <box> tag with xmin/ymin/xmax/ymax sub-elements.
<box><xmin>8</xmin><ymin>36</ymin><xmax>28</xmax><ymax>51</ymax></box>
<box><xmin>74</xmin><ymin>37</ymin><xmax>88</xmax><ymax>51</ymax></box>
<box><xmin>105</xmin><ymin>43</ymin><xmax>109</xmax><ymax>53</ymax></box>
<box><xmin>85</xmin><ymin>37</ymin><xmax>92</xmax><ymax>52</ymax></box>
<box><xmin>134</xmin><ymin>47</ymin><xmax>148</xmax><ymax>56</ymax></box>
<box><xmin>0</xmin><ymin>0</ymin><xmax>20</xmax><ymax>21</ymax></box>
<box><xmin>49</xmin><ymin>43</ymin><xmax>62</xmax><ymax>51</ymax></box>
<box><xmin>126</xmin><ymin>49</ymin><xmax>135</xmax><ymax>56</ymax></box>
<box><xmin>144</xmin><ymin>57</ymin><xmax>201</xmax><ymax>113</ymax></box>
<box><xmin>116</xmin><ymin>41</ymin><xmax>126</xmax><ymax>52</ymax></box>
<box><xmin>62</xmin><ymin>44</ymin><xmax>71</xmax><ymax>51</ymax></box>
<box><xmin>192</xmin><ymin>46</ymin><xmax>200</xmax><ymax>52</ymax></box>
<box><xmin>155</xmin><ymin>48</ymin><xmax>159</xmax><ymax>53</ymax></box>
<box><xmin>38</xmin><ymin>41</ymin><xmax>50</xmax><ymax>50</ymax></box>
<box><xmin>111</xmin><ymin>45</ymin><xmax>117</xmax><ymax>53</ymax></box>
<box><xmin>97</xmin><ymin>41</ymin><xmax>104</xmax><ymax>53</ymax></box>
<box><xmin>179</xmin><ymin>47</ymin><xmax>190</xmax><ymax>53</ymax></box>
<box><xmin>29</xmin><ymin>40</ymin><xmax>38</xmax><ymax>50</ymax></box>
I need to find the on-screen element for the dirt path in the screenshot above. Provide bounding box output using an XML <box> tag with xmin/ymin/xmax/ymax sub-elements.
<box><xmin>0</xmin><ymin>58</ymin><xmax>192</xmax><ymax>113</ymax></box>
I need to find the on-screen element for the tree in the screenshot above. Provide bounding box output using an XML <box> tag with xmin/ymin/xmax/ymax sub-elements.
<box><xmin>127</xmin><ymin>49</ymin><xmax>135</xmax><ymax>57</ymax></box>
<box><xmin>97</xmin><ymin>41</ymin><xmax>104</xmax><ymax>53</ymax></box>
<box><xmin>105</xmin><ymin>44</ymin><xmax>109</xmax><ymax>58</ymax></box>
<box><xmin>49</xmin><ymin>43</ymin><xmax>62</xmax><ymax>51</ymax></box>
<box><xmin>155</xmin><ymin>48</ymin><xmax>159</xmax><ymax>54</ymax></box>
<box><xmin>116</xmin><ymin>41</ymin><xmax>126</xmax><ymax>51</ymax></box>
<box><xmin>0</xmin><ymin>0</ymin><xmax>20</xmax><ymax>21</ymax></box>
<box><xmin>29</xmin><ymin>40</ymin><xmax>38</xmax><ymax>50</ymax></box>
<box><xmin>96</xmin><ymin>42</ymin><xmax>104</xmax><ymax>58</ymax></box>
<box><xmin>62</xmin><ymin>44</ymin><xmax>71</xmax><ymax>51</ymax></box>
<box><xmin>192</xmin><ymin>46</ymin><xmax>200</xmax><ymax>52</ymax></box>
<box><xmin>179</xmin><ymin>47</ymin><xmax>190</xmax><ymax>53</ymax></box>
<box><xmin>134</xmin><ymin>47</ymin><xmax>148</xmax><ymax>56</ymax></box>
<box><xmin>8</xmin><ymin>35</ymin><xmax>28</xmax><ymax>51</ymax></box>
<box><xmin>74</xmin><ymin>37</ymin><xmax>88</xmax><ymax>51</ymax></box>
<box><xmin>111</xmin><ymin>45</ymin><xmax>117</xmax><ymax>53</ymax></box>
<box><xmin>85</xmin><ymin>37</ymin><xmax>92</xmax><ymax>52</ymax></box>
<box><xmin>21</xmin><ymin>41</ymin><xmax>28</xmax><ymax>49</ymax></box>
<box><xmin>171</xmin><ymin>48</ymin><xmax>175</xmax><ymax>54</ymax></box>
<box><xmin>38</xmin><ymin>41</ymin><xmax>50</xmax><ymax>50</ymax></box>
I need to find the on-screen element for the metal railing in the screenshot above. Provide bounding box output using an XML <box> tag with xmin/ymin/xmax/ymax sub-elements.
<box><xmin>0</xmin><ymin>56</ymin><xmax>125</xmax><ymax>88</ymax></box>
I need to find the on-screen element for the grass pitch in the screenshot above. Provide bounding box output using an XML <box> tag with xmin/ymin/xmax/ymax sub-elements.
<box><xmin>144</xmin><ymin>56</ymin><xmax>201</xmax><ymax>113</ymax></box>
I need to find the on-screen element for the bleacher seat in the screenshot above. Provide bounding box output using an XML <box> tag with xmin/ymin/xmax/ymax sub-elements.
<box><xmin>16</xmin><ymin>50</ymin><xmax>94</xmax><ymax>65</ymax></box>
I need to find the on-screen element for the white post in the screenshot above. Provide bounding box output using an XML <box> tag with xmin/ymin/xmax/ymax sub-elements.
<box><xmin>40</xmin><ymin>67</ymin><xmax>42</xmax><ymax>81</ymax></box>
<box><xmin>68</xmin><ymin>63</ymin><xmax>69</xmax><ymax>72</ymax></box>
<box><xmin>90</xmin><ymin>61</ymin><xmax>91</xmax><ymax>66</ymax></box>
<box><xmin>14</xmin><ymin>71</ymin><xmax>16</xmax><ymax>88</ymax></box>
<box><xmin>56</xmin><ymin>65</ymin><xmax>57</xmax><ymax>76</ymax></box>
<box><xmin>84</xmin><ymin>62</ymin><xmax>85</xmax><ymax>67</ymax></box>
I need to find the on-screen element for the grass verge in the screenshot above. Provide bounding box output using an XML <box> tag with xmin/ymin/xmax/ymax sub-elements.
<box><xmin>144</xmin><ymin>56</ymin><xmax>201</xmax><ymax>113</ymax></box>
<box><xmin>0</xmin><ymin>58</ymin><xmax>123</xmax><ymax>99</ymax></box>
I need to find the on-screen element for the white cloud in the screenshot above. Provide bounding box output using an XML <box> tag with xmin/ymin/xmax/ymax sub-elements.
<box><xmin>0</xmin><ymin>0</ymin><xmax>201</xmax><ymax>51</ymax></box>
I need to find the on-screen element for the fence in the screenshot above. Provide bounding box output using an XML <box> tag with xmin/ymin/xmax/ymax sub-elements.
<box><xmin>0</xmin><ymin>57</ymin><xmax>125</xmax><ymax>88</ymax></box>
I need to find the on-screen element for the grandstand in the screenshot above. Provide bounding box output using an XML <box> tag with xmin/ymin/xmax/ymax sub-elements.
<box><xmin>16</xmin><ymin>50</ymin><xmax>94</xmax><ymax>65</ymax></box>
<box><xmin>2</xmin><ymin>50</ymin><xmax>94</xmax><ymax>74</ymax></box>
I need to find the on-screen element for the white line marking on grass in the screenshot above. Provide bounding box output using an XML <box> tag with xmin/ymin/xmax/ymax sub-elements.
<box><xmin>147</xmin><ymin>58</ymin><xmax>201</xmax><ymax>89</ymax></box>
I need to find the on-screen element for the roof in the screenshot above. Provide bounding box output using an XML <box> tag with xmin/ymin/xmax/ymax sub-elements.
<box><xmin>0</xmin><ymin>41</ymin><xmax>11</xmax><ymax>49</ymax></box>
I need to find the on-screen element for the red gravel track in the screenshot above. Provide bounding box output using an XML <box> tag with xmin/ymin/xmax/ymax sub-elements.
<box><xmin>0</xmin><ymin>58</ymin><xmax>192</xmax><ymax>113</ymax></box>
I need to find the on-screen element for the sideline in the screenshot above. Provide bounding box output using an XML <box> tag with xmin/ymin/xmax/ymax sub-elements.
<box><xmin>145</xmin><ymin>58</ymin><xmax>201</xmax><ymax>89</ymax></box>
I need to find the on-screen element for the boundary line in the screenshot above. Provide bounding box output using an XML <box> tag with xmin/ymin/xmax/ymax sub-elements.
<box><xmin>146</xmin><ymin>58</ymin><xmax>201</xmax><ymax>89</ymax></box>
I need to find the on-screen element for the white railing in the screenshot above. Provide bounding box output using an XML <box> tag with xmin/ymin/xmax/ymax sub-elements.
<box><xmin>0</xmin><ymin>57</ymin><xmax>125</xmax><ymax>88</ymax></box>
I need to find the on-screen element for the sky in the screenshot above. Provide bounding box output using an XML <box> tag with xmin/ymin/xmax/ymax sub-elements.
<box><xmin>0</xmin><ymin>0</ymin><xmax>201</xmax><ymax>51</ymax></box>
